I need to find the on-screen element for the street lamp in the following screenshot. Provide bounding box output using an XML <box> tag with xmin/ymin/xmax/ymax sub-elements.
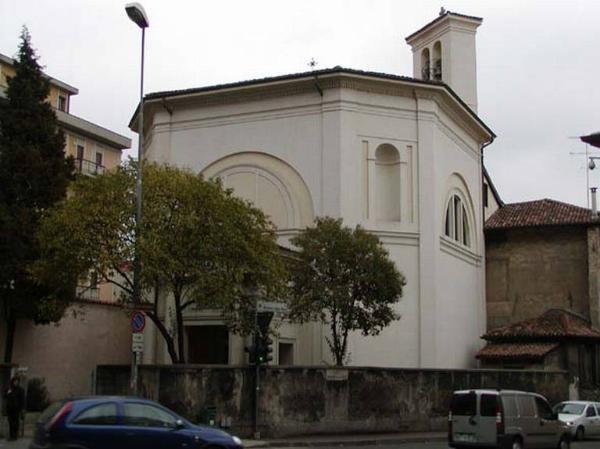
<box><xmin>125</xmin><ymin>2</ymin><xmax>148</xmax><ymax>305</ymax></box>
<box><xmin>125</xmin><ymin>1</ymin><xmax>148</xmax><ymax>396</ymax></box>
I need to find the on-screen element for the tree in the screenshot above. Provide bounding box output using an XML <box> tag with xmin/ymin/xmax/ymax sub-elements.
<box><xmin>289</xmin><ymin>217</ymin><xmax>405</xmax><ymax>366</ymax></box>
<box><xmin>0</xmin><ymin>28</ymin><xmax>74</xmax><ymax>362</ymax></box>
<box><xmin>33</xmin><ymin>162</ymin><xmax>287</xmax><ymax>363</ymax></box>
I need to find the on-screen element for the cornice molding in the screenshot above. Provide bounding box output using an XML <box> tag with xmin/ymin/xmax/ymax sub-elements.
<box><xmin>143</xmin><ymin>73</ymin><xmax>491</xmax><ymax>143</ymax></box>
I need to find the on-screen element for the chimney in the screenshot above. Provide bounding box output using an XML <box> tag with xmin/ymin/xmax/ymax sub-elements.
<box><xmin>592</xmin><ymin>187</ymin><xmax>598</xmax><ymax>218</ymax></box>
<box><xmin>405</xmin><ymin>11</ymin><xmax>483</xmax><ymax>113</ymax></box>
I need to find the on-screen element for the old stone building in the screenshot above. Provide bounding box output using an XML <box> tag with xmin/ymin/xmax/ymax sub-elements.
<box><xmin>477</xmin><ymin>309</ymin><xmax>600</xmax><ymax>389</ymax></box>
<box><xmin>485</xmin><ymin>199</ymin><xmax>600</xmax><ymax>330</ymax></box>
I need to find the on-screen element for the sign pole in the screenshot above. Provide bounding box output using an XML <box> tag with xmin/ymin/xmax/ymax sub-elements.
<box><xmin>130</xmin><ymin>311</ymin><xmax>146</xmax><ymax>396</ymax></box>
<box><xmin>253</xmin><ymin>298</ymin><xmax>260</xmax><ymax>439</ymax></box>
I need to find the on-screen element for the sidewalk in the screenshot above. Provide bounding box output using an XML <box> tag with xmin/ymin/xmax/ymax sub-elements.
<box><xmin>0</xmin><ymin>438</ymin><xmax>30</xmax><ymax>449</ymax></box>
<box><xmin>247</xmin><ymin>431</ymin><xmax>446</xmax><ymax>447</ymax></box>
<box><xmin>3</xmin><ymin>432</ymin><xmax>446</xmax><ymax>448</ymax></box>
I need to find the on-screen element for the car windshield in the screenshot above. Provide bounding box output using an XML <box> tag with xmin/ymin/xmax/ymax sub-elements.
<box><xmin>555</xmin><ymin>403</ymin><xmax>586</xmax><ymax>415</ymax></box>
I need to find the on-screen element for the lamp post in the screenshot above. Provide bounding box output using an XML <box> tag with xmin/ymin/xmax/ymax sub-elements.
<box><xmin>125</xmin><ymin>1</ymin><xmax>149</xmax><ymax>396</ymax></box>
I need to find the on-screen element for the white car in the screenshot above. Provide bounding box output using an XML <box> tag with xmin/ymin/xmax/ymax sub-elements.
<box><xmin>554</xmin><ymin>401</ymin><xmax>600</xmax><ymax>441</ymax></box>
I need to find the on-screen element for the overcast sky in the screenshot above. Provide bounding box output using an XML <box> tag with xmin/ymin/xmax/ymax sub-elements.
<box><xmin>1</xmin><ymin>0</ymin><xmax>599</xmax><ymax>207</ymax></box>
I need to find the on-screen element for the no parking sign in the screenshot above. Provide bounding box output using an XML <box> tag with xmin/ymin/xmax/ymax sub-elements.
<box><xmin>131</xmin><ymin>310</ymin><xmax>146</xmax><ymax>333</ymax></box>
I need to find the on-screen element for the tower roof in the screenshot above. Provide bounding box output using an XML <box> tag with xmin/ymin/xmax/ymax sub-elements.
<box><xmin>405</xmin><ymin>10</ymin><xmax>483</xmax><ymax>44</ymax></box>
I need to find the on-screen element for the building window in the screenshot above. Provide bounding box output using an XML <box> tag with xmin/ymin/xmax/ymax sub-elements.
<box><xmin>58</xmin><ymin>95</ymin><xmax>67</xmax><ymax>112</ymax></box>
<box><xmin>76</xmin><ymin>144</ymin><xmax>84</xmax><ymax>161</ymax></box>
<box><xmin>95</xmin><ymin>151</ymin><xmax>103</xmax><ymax>168</ymax></box>
<box><xmin>444</xmin><ymin>194</ymin><xmax>471</xmax><ymax>247</ymax></box>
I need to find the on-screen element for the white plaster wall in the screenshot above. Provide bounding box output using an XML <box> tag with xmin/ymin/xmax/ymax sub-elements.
<box><xmin>431</xmin><ymin>111</ymin><xmax>485</xmax><ymax>368</ymax></box>
<box><xmin>346</xmin><ymin>241</ymin><xmax>420</xmax><ymax>367</ymax></box>
<box><xmin>143</xmin><ymin>81</ymin><xmax>488</xmax><ymax>369</ymax></box>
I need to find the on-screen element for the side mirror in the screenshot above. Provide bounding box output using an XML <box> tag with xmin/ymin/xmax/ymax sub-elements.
<box><xmin>551</xmin><ymin>412</ymin><xmax>558</xmax><ymax>420</ymax></box>
<box><xmin>175</xmin><ymin>419</ymin><xmax>185</xmax><ymax>430</ymax></box>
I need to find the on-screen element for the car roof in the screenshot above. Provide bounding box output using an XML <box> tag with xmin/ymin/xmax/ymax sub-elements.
<box><xmin>65</xmin><ymin>396</ymin><xmax>159</xmax><ymax>404</ymax></box>
<box><xmin>453</xmin><ymin>389</ymin><xmax>533</xmax><ymax>395</ymax></box>
<box><xmin>559</xmin><ymin>401</ymin><xmax>597</xmax><ymax>405</ymax></box>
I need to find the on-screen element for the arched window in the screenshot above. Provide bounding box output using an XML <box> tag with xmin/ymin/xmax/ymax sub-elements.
<box><xmin>421</xmin><ymin>48</ymin><xmax>431</xmax><ymax>80</ymax></box>
<box><xmin>444</xmin><ymin>194</ymin><xmax>470</xmax><ymax>247</ymax></box>
<box><xmin>432</xmin><ymin>41</ymin><xmax>442</xmax><ymax>81</ymax></box>
<box><xmin>375</xmin><ymin>144</ymin><xmax>401</xmax><ymax>221</ymax></box>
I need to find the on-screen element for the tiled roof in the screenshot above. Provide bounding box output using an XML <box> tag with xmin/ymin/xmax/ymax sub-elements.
<box><xmin>485</xmin><ymin>199</ymin><xmax>597</xmax><ymax>230</ymax></box>
<box><xmin>483</xmin><ymin>309</ymin><xmax>600</xmax><ymax>341</ymax></box>
<box><xmin>476</xmin><ymin>343</ymin><xmax>559</xmax><ymax>360</ymax></box>
<box><xmin>476</xmin><ymin>342</ymin><xmax>559</xmax><ymax>360</ymax></box>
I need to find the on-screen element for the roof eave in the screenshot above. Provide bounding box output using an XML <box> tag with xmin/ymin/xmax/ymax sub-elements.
<box><xmin>129</xmin><ymin>68</ymin><xmax>495</xmax><ymax>140</ymax></box>
<box><xmin>0</xmin><ymin>52</ymin><xmax>78</xmax><ymax>95</ymax></box>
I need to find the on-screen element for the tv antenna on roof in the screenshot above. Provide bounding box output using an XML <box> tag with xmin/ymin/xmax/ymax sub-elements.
<box><xmin>308</xmin><ymin>58</ymin><xmax>318</xmax><ymax>70</ymax></box>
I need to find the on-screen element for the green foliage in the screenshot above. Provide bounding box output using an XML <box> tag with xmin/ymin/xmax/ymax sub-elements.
<box><xmin>26</xmin><ymin>377</ymin><xmax>50</xmax><ymax>412</ymax></box>
<box><xmin>34</xmin><ymin>162</ymin><xmax>287</xmax><ymax>363</ymax></box>
<box><xmin>0</xmin><ymin>27</ymin><xmax>74</xmax><ymax>360</ymax></box>
<box><xmin>289</xmin><ymin>217</ymin><xmax>405</xmax><ymax>366</ymax></box>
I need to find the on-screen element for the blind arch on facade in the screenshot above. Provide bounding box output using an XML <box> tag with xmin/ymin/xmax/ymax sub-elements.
<box><xmin>374</xmin><ymin>144</ymin><xmax>401</xmax><ymax>222</ymax></box>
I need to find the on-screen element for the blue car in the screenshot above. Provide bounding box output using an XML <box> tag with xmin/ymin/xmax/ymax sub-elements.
<box><xmin>30</xmin><ymin>396</ymin><xmax>244</xmax><ymax>449</ymax></box>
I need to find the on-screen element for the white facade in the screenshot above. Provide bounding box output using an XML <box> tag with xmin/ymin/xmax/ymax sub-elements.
<box><xmin>137</xmin><ymin>11</ymin><xmax>494</xmax><ymax>369</ymax></box>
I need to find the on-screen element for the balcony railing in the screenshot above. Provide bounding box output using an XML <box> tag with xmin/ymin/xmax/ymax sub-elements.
<box><xmin>75</xmin><ymin>158</ymin><xmax>105</xmax><ymax>176</ymax></box>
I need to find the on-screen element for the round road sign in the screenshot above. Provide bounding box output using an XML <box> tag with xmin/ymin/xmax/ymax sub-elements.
<box><xmin>131</xmin><ymin>311</ymin><xmax>146</xmax><ymax>333</ymax></box>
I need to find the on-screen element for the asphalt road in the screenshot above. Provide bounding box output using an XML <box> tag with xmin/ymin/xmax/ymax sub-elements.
<box><xmin>5</xmin><ymin>438</ymin><xmax>600</xmax><ymax>449</ymax></box>
<box><xmin>271</xmin><ymin>441</ymin><xmax>600</xmax><ymax>449</ymax></box>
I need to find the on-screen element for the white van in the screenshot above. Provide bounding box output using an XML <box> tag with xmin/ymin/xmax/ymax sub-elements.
<box><xmin>448</xmin><ymin>389</ymin><xmax>571</xmax><ymax>449</ymax></box>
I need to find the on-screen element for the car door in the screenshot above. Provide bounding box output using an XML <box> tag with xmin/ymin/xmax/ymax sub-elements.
<box><xmin>477</xmin><ymin>393</ymin><xmax>499</xmax><ymax>445</ymax></box>
<box><xmin>534</xmin><ymin>396</ymin><xmax>560</xmax><ymax>448</ymax></box>
<box><xmin>516</xmin><ymin>395</ymin><xmax>540</xmax><ymax>448</ymax></box>
<box><xmin>67</xmin><ymin>402</ymin><xmax>127</xmax><ymax>449</ymax></box>
<box><xmin>121</xmin><ymin>401</ymin><xmax>191</xmax><ymax>449</ymax></box>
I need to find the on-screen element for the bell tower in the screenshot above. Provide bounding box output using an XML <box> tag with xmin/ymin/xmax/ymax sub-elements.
<box><xmin>406</xmin><ymin>9</ymin><xmax>483</xmax><ymax>113</ymax></box>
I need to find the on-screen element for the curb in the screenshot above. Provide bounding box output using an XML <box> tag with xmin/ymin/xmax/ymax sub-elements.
<box><xmin>257</xmin><ymin>435</ymin><xmax>447</xmax><ymax>447</ymax></box>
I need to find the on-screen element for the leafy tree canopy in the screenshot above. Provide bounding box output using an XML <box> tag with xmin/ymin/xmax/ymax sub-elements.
<box><xmin>34</xmin><ymin>162</ymin><xmax>287</xmax><ymax>363</ymax></box>
<box><xmin>289</xmin><ymin>217</ymin><xmax>405</xmax><ymax>366</ymax></box>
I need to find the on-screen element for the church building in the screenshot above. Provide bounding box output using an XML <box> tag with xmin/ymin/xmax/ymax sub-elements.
<box><xmin>134</xmin><ymin>11</ymin><xmax>495</xmax><ymax>369</ymax></box>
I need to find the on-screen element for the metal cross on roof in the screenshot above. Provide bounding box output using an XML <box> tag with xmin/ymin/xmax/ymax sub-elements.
<box><xmin>308</xmin><ymin>58</ymin><xmax>318</xmax><ymax>69</ymax></box>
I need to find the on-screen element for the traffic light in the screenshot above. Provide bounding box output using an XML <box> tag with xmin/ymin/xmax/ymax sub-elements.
<box><xmin>255</xmin><ymin>311</ymin><xmax>274</xmax><ymax>365</ymax></box>
<box><xmin>256</xmin><ymin>335</ymin><xmax>273</xmax><ymax>364</ymax></box>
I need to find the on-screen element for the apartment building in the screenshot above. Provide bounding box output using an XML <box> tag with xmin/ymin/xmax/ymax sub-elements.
<box><xmin>0</xmin><ymin>52</ymin><xmax>132</xmax><ymax>399</ymax></box>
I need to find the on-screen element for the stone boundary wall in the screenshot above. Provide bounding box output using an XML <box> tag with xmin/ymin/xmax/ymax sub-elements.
<box><xmin>95</xmin><ymin>365</ymin><xmax>569</xmax><ymax>437</ymax></box>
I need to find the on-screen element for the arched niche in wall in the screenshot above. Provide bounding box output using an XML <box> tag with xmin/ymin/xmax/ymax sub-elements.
<box><xmin>201</xmin><ymin>152</ymin><xmax>314</xmax><ymax>230</ymax></box>
<box><xmin>441</xmin><ymin>173</ymin><xmax>478</xmax><ymax>251</ymax></box>
<box><xmin>421</xmin><ymin>47</ymin><xmax>431</xmax><ymax>80</ymax></box>
<box><xmin>374</xmin><ymin>144</ymin><xmax>401</xmax><ymax>222</ymax></box>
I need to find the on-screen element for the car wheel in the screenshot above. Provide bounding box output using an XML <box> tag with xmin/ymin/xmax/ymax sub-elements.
<box><xmin>558</xmin><ymin>435</ymin><xmax>570</xmax><ymax>449</ymax></box>
<box><xmin>576</xmin><ymin>426</ymin><xmax>584</xmax><ymax>441</ymax></box>
<box><xmin>512</xmin><ymin>437</ymin><xmax>523</xmax><ymax>449</ymax></box>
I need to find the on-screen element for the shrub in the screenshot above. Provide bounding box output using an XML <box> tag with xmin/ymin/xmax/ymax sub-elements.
<box><xmin>26</xmin><ymin>378</ymin><xmax>50</xmax><ymax>412</ymax></box>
